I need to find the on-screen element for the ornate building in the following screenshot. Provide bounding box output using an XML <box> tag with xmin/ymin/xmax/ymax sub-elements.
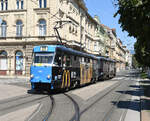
<box><xmin>0</xmin><ymin>0</ymin><xmax>99</xmax><ymax>77</ymax></box>
<box><xmin>0</xmin><ymin>0</ymin><xmax>130</xmax><ymax>77</ymax></box>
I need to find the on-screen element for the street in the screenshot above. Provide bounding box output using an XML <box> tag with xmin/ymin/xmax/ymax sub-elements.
<box><xmin>0</xmin><ymin>70</ymin><xmax>142</xmax><ymax>121</ymax></box>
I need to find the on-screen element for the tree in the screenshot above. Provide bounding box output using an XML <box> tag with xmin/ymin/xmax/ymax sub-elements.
<box><xmin>114</xmin><ymin>0</ymin><xmax>150</xmax><ymax>66</ymax></box>
<box><xmin>132</xmin><ymin>54</ymin><xmax>140</xmax><ymax>68</ymax></box>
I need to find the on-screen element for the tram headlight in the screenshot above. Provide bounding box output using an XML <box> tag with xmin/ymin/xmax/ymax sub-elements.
<box><xmin>30</xmin><ymin>74</ymin><xmax>34</xmax><ymax>78</ymax></box>
<box><xmin>47</xmin><ymin>75</ymin><xmax>51</xmax><ymax>79</ymax></box>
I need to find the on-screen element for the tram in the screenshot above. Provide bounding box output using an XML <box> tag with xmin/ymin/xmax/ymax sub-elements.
<box><xmin>30</xmin><ymin>45</ymin><xmax>116</xmax><ymax>91</ymax></box>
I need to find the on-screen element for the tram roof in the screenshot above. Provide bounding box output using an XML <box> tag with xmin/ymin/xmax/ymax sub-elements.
<box><xmin>33</xmin><ymin>45</ymin><xmax>96</xmax><ymax>59</ymax></box>
<box><xmin>96</xmin><ymin>56</ymin><xmax>116</xmax><ymax>63</ymax></box>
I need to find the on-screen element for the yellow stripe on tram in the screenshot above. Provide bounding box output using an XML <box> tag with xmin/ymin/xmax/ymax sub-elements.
<box><xmin>65</xmin><ymin>71</ymin><xmax>68</xmax><ymax>87</ymax></box>
<box><xmin>67</xmin><ymin>70</ymin><xmax>70</xmax><ymax>87</ymax></box>
<box><xmin>61</xmin><ymin>70</ymin><xmax>66</xmax><ymax>88</ymax></box>
<box><xmin>36</xmin><ymin>63</ymin><xmax>42</xmax><ymax>66</ymax></box>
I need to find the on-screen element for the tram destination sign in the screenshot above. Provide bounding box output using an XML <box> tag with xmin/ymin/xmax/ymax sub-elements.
<box><xmin>40</xmin><ymin>46</ymin><xmax>48</xmax><ymax>51</ymax></box>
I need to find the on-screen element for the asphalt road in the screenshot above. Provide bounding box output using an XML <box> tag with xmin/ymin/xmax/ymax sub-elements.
<box><xmin>0</xmin><ymin>70</ymin><xmax>141</xmax><ymax>121</ymax></box>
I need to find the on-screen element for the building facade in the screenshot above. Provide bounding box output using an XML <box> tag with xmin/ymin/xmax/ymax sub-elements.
<box><xmin>0</xmin><ymin>0</ymin><xmax>99</xmax><ymax>77</ymax></box>
<box><xmin>93</xmin><ymin>16</ymin><xmax>105</xmax><ymax>56</ymax></box>
<box><xmin>0</xmin><ymin>0</ymin><xmax>131</xmax><ymax>77</ymax></box>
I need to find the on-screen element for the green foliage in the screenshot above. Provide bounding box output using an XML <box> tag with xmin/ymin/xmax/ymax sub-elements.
<box><xmin>115</xmin><ymin>0</ymin><xmax>150</xmax><ymax>66</ymax></box>
<box><xmin>140</xmin><ymin>72</ymin><xmax>148</xmax><ymax>79</ymax></box>
<box><xmin>132</xmin><ymin>54</ymin><xmax>141</xmax><ymax>68</ymax></box>
<box><xmin>125</xmin><ymin>62</ymin><xmax>129</xmax><ymax>67</ymax></box>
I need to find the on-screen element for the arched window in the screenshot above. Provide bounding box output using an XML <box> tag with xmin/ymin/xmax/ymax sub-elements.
<box><xmin>16</xmin><ymin>20</ymin><xmax>23</xmax><ymax>37</ymax></box>
<box><xmin>0</xmin><ymin>51</ymin><xmax>8</xmax><ymax>75</ymax></box>
<box><xmin>0</xmin><ymin>51</ymin><xmax>7</xmax><ymax>57</ymax></box>
<box><xmin>1</xmin><ymin>20</ymin><xmax>7</xmax><ymax>37</ymax></box>
<box><xmin>15</xmin><ymin>51</ymin><xmax>23</xmax><ymax>75</ymax></box>
<box><xmin>39</xmin><ymin>19</ymin><xmax>46</xmax><ymax>36</ymax></box>
<box><xmin>39</xmin><ymin>0</ymin><xmax>47</xmax><ymax>8</ymax></box>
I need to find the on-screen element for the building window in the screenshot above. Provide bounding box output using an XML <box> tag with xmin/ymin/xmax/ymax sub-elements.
<box><xmin>44</xmin><ymin>0</ymin><xmax>46</xmax><ymax>8</ymax></box>
<box><xmin>39</xmin><ymin>0</ymin><xmax>47</xmax><ymax>8</ymax></box>
<box><xmin>16</xmin><ymin>0</ymin><xmax>24</xmax><ymax>9</ymax></box>
<box><xmin>15</xmin><ymin>51</ymin><xmax>23</xmax><ymax>75</ymax></box>
<box><xmin>0</xmin><ymin>51</ymin><xmax>8</xmax><ymax>75</ymax></box>
<box><xmin>1</xmin><ymin>0</ymin><xmax>7</xmax><ymax>10</ymax></box>
<box><xmin>1</xmin><ymin>21</ymin><xmax>7</xmax><ymax>37</ymax></box>
<box><xmin>5</xmin><ymin>0</ymin><xmax>8</xmax><ymax>10</ymax></box>
<box><xmin>94</xmin><ymin>42</ymin><xmax>97</xmax><ymax>51</ymax></box>
<box><xmin>16</xmin><ymin>20</ymin><xmax>23</xmax><ymax>37</ymax></box>
<box><xmin>1</xmin><ymin>0</ymin><xmax>4</xmax><ymax>10</ymax></box>
<box><xmin>39</xmin><ymin>19</ymin><xmax>46</xmax><ymax>36</ymax></box>
<box><xmin>21</xmin><ymin>0</ymin><xmax>23</xmax><ymax>9</ymax></box>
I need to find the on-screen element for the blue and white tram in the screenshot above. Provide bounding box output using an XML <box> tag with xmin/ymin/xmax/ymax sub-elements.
<box><xmin>30</xmin><ymin>45</ymin><xmax>116</xmax><ymax>91</ymax></box>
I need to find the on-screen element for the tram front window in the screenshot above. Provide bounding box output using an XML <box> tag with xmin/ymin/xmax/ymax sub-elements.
<box><xmin>34</xmin><ymin>53</ymin><xmax>54</xmax><ymax>64</ymax></box>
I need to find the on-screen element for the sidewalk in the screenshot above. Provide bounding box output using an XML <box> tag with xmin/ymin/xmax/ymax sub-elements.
<box><xmin>124</xmin><ymin>78</ymin><xmax>141</xmax><ymax>121</ymax></box>
<box><xmin>0</xmin><ymin>76</ymin><xmax>30</xmax><ymax>84</ymax></box>
<box><xmin>0</xmin><ymin>84</ymin><xmax>29</xmax><ymax>100</ymax></box>
<box><xmin>0</xmin><ymin>83</ymin><xmax>39</xmax><ymax>121</ymax></box>
<box><xmin>140</xmin><ymin>78</ymin><xmax>150</xmax><ymax>121</ymax></box>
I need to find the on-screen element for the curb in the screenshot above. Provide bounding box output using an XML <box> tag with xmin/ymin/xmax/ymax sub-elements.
<box><xmin>139</xmin><ymin>78</ymin><xmax>150</xmax><ymax>121</ymax></box>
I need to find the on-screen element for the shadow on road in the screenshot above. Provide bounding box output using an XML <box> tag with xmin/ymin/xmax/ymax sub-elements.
<box><xmin>112</xmin><ymin>99</ymin><xmax>140</xmax><ymax>112</ymax></box>
<box><xmin>112</xmin><ymin>83</ymin><xmax>142</xmax><ymax>112</ymax></box>
<box><xmin>112</xmin><ymin>79</ymin><xmax>150</xmax><ymax>112</ymax></box>
<box><xmin>116</xmin><ymin>89</ymin><xmax>143</xmax><ymax>97</ymax></box>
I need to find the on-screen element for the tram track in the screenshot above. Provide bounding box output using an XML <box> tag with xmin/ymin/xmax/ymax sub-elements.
<box><xmin>32</xmin><ymin>77</ymin><xmax>127</xmax><ymax>121</ymax></box>
<box><xmin>0</xmin><ymin>94</ymin><xmax>49</xmax><ymax>116</ymax></box>
<box><xmin>102</xmin><ymin>76</ymin><xmax>137</xmax><ymax>121</ymax></box>
<box><xmin>0</xmin><ymin>76</ymin><xmax>131</xmax><ymax>121</ymax></box>
<box><xmin>66</xmin><ymin>77</ymin><xmax>127</xmax><ymax>121</ymax></box>
<box><xmin>79</xmin><ymin>79</ymin><xmax>124</xmax><ymax>116</ymax></box>
<box><xmin>102</xmin><ymin>87</ymin><xmax>128</xmax><ymax>121</ymax></box>
<box><xmin>0</xmin><ymin>94</ymin><xmax>33</xmax><ymax>105</ymax></box>
<box><xmin>42</xmin><ymin>95</ymin><xmax>55</xmax><ymax>121</ymax></box>
<box><xmin>43</xmin><ymin>93</ymin><xmax>80</xmax><ymax>121</ymax></box>
<box><xmin>64</xmin><ymin>93</ymin><xmax>80</xmax><ymax>121</ymax></box>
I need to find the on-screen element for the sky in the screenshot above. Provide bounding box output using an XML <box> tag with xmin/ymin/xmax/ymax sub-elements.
<box><xmin>85</xmin><ymin>0</ymin><xmax>136</xmax><ymax>51</ymax></box>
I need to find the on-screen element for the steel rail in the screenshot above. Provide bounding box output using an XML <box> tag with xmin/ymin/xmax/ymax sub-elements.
<box><xmin>64</xmin><ymin>93</ymin><xmax>80</xmax><ymax>121</ymax></box>
<box><xmin>0</xmin><ymin>94</ymin><xmax>34</xmax><ymax>105</ymax></box>
<box><xmin>0</xmin><ymin>95</ymin><xmax>49</xmax><ymax>115</ymax></box>
<box><xmin>79</xmin><ymin>79</ymin><xmax>124</xmax><ymax>116</ymax></box>
<box><xmin>43</xmin><ymin>95</ymin><xmax>55</xmax><ymax>121</ymax></box>
<box><xmin>102</xmin><ymin>77</ymin><xmax>136</xmax><ymax>121</ymax></box>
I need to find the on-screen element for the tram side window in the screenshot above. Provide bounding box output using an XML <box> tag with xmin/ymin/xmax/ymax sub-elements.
<box><xmin>79</xmin><ymin>57</ymin><xmax>82</xmax><ymax>63</ymax></box>
<box><xmin>54</xmin><ymin>54</ymin><xmax>62</xmax><ymax>66</ymax></box>
<box><xmin>82</xmin><ymin>57</ymin><xmax>84</xmax><ymax>62</ymax></box>
<box><xmin>66</xmin><ymin>56</ymin><xmax>71</xmax><ymax>67</ymax></box>
<box><xmin>74</xmin><ymin>56</ymin><xmax>77</xmax><ymax>61</ymax></box>
<box><xmin>72</xmin><ymin>56</ymin><xmax>76</xmax><ymax>67</ymax></box>
<box><xmin>63</xmin><ymin>56</ymin><xmax>66</xmax><ymax>67</ymax></box>
<box><xmin>84</xmin><ymin>58</ymin><xmax>87</xmax><ymax>62</ymax></box>
<box><xmin>63</xmin><ymin>55</ymin><xmax>71</xmax><ymax>67</ymax></box>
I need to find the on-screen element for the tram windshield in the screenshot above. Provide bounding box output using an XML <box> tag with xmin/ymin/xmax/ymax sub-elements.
<box><xmin>34</xmin><ymin>53</ymin><xmax>54</xmax><ymax>64</ymax></box>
